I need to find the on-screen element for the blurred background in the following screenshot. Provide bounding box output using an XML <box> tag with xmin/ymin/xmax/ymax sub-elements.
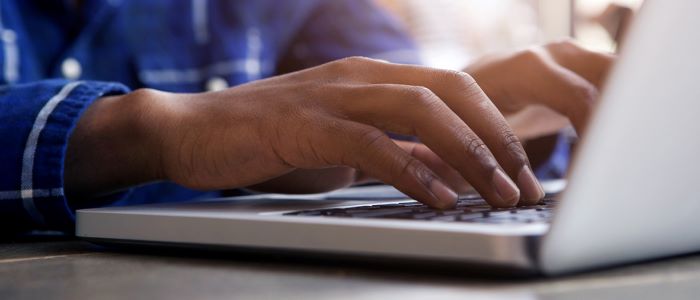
<box><xmin>376</xmin><ymin>0</ymin><xmax>643</xmax><ymax>69</ymax></box>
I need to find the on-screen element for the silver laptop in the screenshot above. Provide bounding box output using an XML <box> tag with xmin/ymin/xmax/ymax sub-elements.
<box><xmin>76</xmin><ymin>0</ymin><xmax>700</xmax><ymax>275</ymax></box>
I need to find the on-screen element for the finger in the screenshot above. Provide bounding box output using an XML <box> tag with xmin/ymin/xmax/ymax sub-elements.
<box><xmin>545</xmin><ymin>40</ymin><xmax>616</xmax><ymax>89</ymax></box>
<box><xmin>332</xmin><ymin>58</ymin><xmax>543</xmax><ymax>206</ymax></box>
<box><xmin>531</xmin><ymin>61</ymin><xmax>597</xmax><ymax>135</ymax></box>
<box><xmin>334</xmin><ymin>83</ymin><xmax>522</xmax><ymax>207</ymax></box>
<box><xmin>314</xmin><ymin>119</ymin><xmax>458</xmax><ymax>209</ymax></box>
<box><xmin>394</xmin><ymin>140</ymin><xmax>471</xmax><ymax>194</ymax></box>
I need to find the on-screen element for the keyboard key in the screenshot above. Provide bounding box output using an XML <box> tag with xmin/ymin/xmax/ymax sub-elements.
<box><xmin>457</xmin><ymin>213</ymin><xmax>485</xmax><ymax>222</ymax></box>
<box><xmin>347</xmin><ymin>208</ymin><xmax>415</xmax><ymax>218</ymax></box>
<box><xmin>284</xmin><ymin>195</ymin><xmax>559</xmax><ymax>224</ymax></box>
<box><xmin>437</xmin><ymin>210</ymin><xmax>465</xmax><ymax>216</ymax></box>
<box><xmin>431</xmin><ymin>215</ymin><xmax>458</xmax><ymax>222</ymax></box>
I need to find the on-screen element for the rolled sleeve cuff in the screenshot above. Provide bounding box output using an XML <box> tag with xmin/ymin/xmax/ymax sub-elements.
<box><xmin>21</xmin><ymin>80</ymin><xmax>130</xmax><ymax>231</ymax></box>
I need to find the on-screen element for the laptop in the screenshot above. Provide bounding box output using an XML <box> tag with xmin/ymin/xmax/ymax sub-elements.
<box><xmin>76</xmin><ymin>0</ymin><xmax>700</xmax><ymax>275</ymax></box>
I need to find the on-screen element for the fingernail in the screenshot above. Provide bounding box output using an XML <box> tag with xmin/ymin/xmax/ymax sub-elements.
<box><xmin>492</xmin><ymin>169</ymin><xmax>520</xmax><ymax>206</ymax></box>
<box><xmin>429</xmin><ymin>180</ymin><xmax>458</xmax><ymax>209</ymax></box>
<box><xmin>518</xmin><ymin>166</ymin><xmax>545</xmax><ymax>204</ymax></box>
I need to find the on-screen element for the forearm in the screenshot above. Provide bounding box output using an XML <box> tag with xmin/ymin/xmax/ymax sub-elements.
<box><xmin>64</xmin><ymin>89</ymin><xmax>166</xmax><ymax>201</ymax></box>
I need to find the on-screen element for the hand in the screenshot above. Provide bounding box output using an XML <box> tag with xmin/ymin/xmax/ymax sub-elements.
<box><xmin>66</xmin><ymin>57</ymin><xmax>545</xmax><ymax>208</ymax></box>
<box><xmin>465</xmin><ymin>40</ymin><xmax>615</xmax><ymax>140</ymax></box>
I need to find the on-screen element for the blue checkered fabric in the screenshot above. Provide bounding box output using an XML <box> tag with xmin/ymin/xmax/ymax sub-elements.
<box><xmin>0</xmin><ymin>0</ymin><xmax>420</xmax><ymax>232</ymax></box>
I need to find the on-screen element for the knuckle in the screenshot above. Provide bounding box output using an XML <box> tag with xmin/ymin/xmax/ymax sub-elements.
<box><xmin>441</xmin><ymin>70</ymin><xmax>483</xmax><ymax>99</ymax></box>
<box><xmin>343</xmin><ymin>56</ymin><xmax>369</xmax><ymax>63</ymax></box>
<box><xmin>466</xmin><ymin>137</ymin><xmax>488</xmax><ymax>159</ymax></box>
<box><xmin>545</xmin><ymin>39</ymin><xmax>592</xmax><ymax>60</ymax></box>
<box><xmin>328</xmin><ymin>56</ymin><xmax>373</xmax><ymax>75</ymax></box>
<box><xmin>405</xmin><ymin>86</ymin><xmax>442</xmax><ymax>109</ymax></box>
<box><xmin>576</xmin><ymin>84</ymin><xmax>599</xmax><ymax>103</ymax></box>
<box><xmin>567</xmin><ymin>84</ymin><xmax>598</xmax><ymax>115</ymax></box>
<box><xmin>549</xmin><ymin>38</ymin><xmax>578</xmax><ymax>49</ymax></box>
<box><xmin>443</xmin><ymin>70</ymin><xmax>477</xmax><ymax>88</ymax></box>
<box><xmin>456</xmin><ymin>128</ymin><xmax>499</xmax><ymax>172</ymax></box>
<box><xmin>460</xmin><ymin>130</ymin><xmax>488</xmax><ymax>158</ymax></box>
<box><xmin>407</xmin><ymin>85</ymin><xmax>434</xmax><ymax>98</ymax></box>
<box><xmin>339</xmin><ymin>56</ymin><xmax>374</xmax><ymax>67</ymax></box>
<box><xmin>501</xmin><ymin>131</ymin><xmax>528</xmax><ymax>163</ymax></box>
<box><xmin>516</xmin><ymin>48</ymin><xmax>545</xmax><ymax>64</ymax></box>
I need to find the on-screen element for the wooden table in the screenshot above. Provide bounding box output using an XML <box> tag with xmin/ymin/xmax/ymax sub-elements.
<box><xmin>2</xmin><ymin>237</ymin><xmax>699</xmax><ymax>299</ymax></box>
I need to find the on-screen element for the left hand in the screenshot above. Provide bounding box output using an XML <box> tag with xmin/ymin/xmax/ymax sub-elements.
<box><xmin>465</xmin><ymin>40</ymin><xmax>615</xmax><ymax>140</ymax></box>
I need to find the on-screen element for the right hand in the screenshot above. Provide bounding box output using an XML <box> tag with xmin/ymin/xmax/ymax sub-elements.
<box><xmin>67</xmin><ymin>57</ymin><xmax>544</xmax><ymax>208</ymax></box>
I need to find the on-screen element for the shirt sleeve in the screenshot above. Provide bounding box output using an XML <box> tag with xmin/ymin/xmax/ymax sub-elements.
<box><xmin>0</xmin><ymin>79</ymin><xmax>130</xmax><ymax>233</ymax></box>
<box><xmin>278</xmin><ymin>0</ymin><xmax>421</xmax><ymax>72</ymax></box>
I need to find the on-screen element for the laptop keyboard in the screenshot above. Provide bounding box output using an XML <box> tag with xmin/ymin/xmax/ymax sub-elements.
<box><xmin>284</xmin><ymin>194</ymin><xmax>557</xmax><ymax>224</ymax></box>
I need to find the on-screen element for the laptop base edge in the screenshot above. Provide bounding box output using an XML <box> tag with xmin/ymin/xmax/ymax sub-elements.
<box><xmin>83</xmin><ymin>237</ymin><xmax>544</xmax><ymax>278</ymax></box>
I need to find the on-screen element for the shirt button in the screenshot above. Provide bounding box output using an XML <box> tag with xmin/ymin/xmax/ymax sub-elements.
<box><xmin>1</xmin><ymin>30</ymin><xmax>16</xmax><ymax>43</ymax></box>
<box><xmin>206</xmin><ymin>77</ymin><xmax>228</xmax><ymax>91</ymax></box>
<box><xmin>61</xmin><ymin>57</ymin><xmax>82</xmax><ymax>80</ymax></box>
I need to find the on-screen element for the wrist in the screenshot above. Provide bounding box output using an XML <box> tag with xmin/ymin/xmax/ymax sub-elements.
<box><xmin>65</xmin><ymin>88</ymin><xmax>171</xmax><ymax>198</ymax></box>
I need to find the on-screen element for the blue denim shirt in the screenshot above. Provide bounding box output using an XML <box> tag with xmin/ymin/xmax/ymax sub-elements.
<box><xmin>0</xmin><ymin>0</ymin><xmax>421</xmax><ymax>232</ymax></box>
